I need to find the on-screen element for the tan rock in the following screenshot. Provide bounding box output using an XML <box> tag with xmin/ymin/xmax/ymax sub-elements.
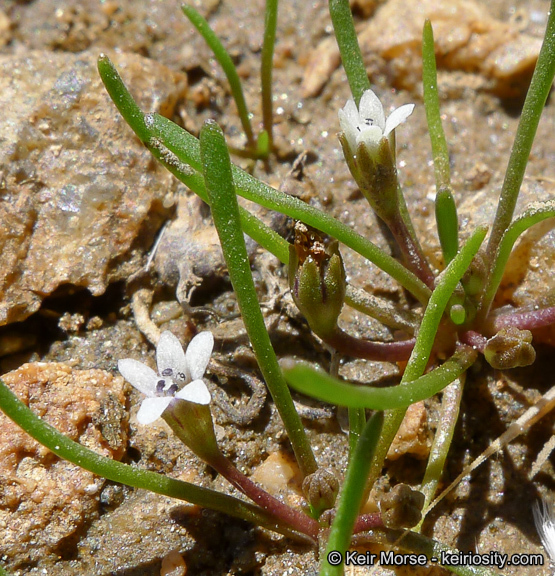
<box><xmin>0</xmin><ymin>50</ymin><xmax>187</xmax><ymax>326</ymax></box>
<box><xmin>0</xmin><ymin>362</ymin><xmax>127</xmax><ymax>566</ymax></box>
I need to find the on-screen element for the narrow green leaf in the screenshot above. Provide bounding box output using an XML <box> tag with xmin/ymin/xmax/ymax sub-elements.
<box><xmin>402</xmin><ymin>226</ymin><xmax>486</xmax><ymax>382</ymax></box>
<box><xmin>329</xmin><ymin>0</ymin><xmax>370</xmax><ymax>105</ymax></box>
<box><xmin>481</xmin><ymin>199</ymin><xmax>555</xmax><ymax>318</ymax></box>
<box><xmin>261</xmin><ymin>0</ymin><xmax>279</xmax><ymax>151</ymax></box>
<box><xmin>321</xmin><ymin>412</ymin><xmax>383</xmax><ymax>576</ymax></box>
<box><xmin>422</xmin><ymin>20</ymin><xmax>451</xmax><ymax>189</ymax></box>
<box><xmin>182</xmin><ymin>5</ymin><xmax>255</xmax><ymax>147</ymax></box>
<box><xmin>98</xmin><ymin>56</ymin><xmax>431</xmax><ymax>304</ymax></box>
<box><xmin>0</xmin><ymin>379</ymin><xmax>308</xmax><ymax>541</ymax></box>
<box><xmin>283</xmin><ymin>346</ymin><xmax>476</xmax><ymax>410</ymax></box>
<box><xmin>199</xmin><ymin>120</ymin><xmax>317</xmax><ymax>477</ymax></box>
<box><xmin>486</xmin><ymin>0</ymin><xmax>555</xmax><ymax>259</ymax></box>
<box><xmin>435</xmin><ymin>187</ymin><xmax>459</xmax><ymax>265</ymax></box>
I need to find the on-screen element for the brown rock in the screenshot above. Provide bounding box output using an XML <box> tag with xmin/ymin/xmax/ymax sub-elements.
<box><xmin>0</xmin><ymin>50</ymin><xmax>187</xmax><ymax>326</ymax></box>
<box><xmin>0</xmin><ymin>362</ymin><xmax>127</xmax><ymax>566</ymax></box>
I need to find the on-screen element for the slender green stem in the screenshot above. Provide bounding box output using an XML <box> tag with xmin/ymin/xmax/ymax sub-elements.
<box><xmin>422</xmin><ymin>20</ymin><xmax>451</xmax><ymax>189</ymax></box>
<box><xmin>329</xmin><ymin>0</ymin><xmax>370</xmax><ymax>105</ymax></box>
<box><xmin>260</xmin><ymin>0</ymin><xmax>279</xmax><ymax>153</ymax></box>
<box><xmin>402</xmin><ymin>226</ymin><xmax>486</xmax><ymax>382</ymax></box>
<box><xmin>480</xmin><ymin>200</ymin><xmax>555</xmax><ymax>320</ymax></box>
<box><xmin>321</xmin><ymin>412</ymin><xmax>384</xmax><ymax>576</ymax></box>
<box><xmin>0</xmin><ymin>379</ymin><xmax>311</xmax><ymax>542</ymax></box>
<box><xmin>182</xmin><ymin>5</ymin><xmax>255</xmax><ymax>148</ymax></box>
<box><xmin>97</xmin><ymin>58</ymin><xmax>431</xmax><ymax>304</ymax></box>
<box><xmin>283</xmin><ymin>345</ymin><xmax>476</xmax><ymax>410</ymax></box>
<box><xmin>199</xmin><ymin>120</ymin><xmax>317</xmax><ymax>477</ymax></box>
<box><xmin>486</xmin><ymin>0</ymin><xmax>555</xmax><ymax>260</ymax></box>
<box><xmin>150</xmin><ymin>114</ymin><xmax>431</xmax><ymax>303</ymax></box>
<box><xmin>418</xmin><ymin>376</ymin><xmax>464</xmax><ymax>521</ymax></box>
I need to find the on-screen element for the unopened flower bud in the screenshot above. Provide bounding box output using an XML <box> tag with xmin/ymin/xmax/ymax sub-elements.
<box><xmin>302</xmin><ymin>468</ymin><xmax>339</xmax><ymax>516</ymax></box>
<box><xmin>379</xmin><ymin>484</ymin><xmax>425</xmax><ymax>529</ymax></box>
<box><xmin>447</xmin><ymin>283</ymin><xmax>467</xmax><ymax>325</ymax></box>
<box><xmin>462</xmin><ymin>249</ymin><xmax>488</xmax><ymax>297</ymax></box>
<box><xmin>289</xmin><ymin>223</ymin><xmax>346</xmax><ymax>339</ymax></box>
<box><xmin>484</xmin><ymin>326</ymin><xmax>536</xmax><ymax>369</ymax></box>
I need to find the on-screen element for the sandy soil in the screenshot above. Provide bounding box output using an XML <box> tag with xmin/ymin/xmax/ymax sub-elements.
<box><xmin>0</xmin><ymin>0</ymin><xmax>554</xmax><ymax>574</ymax></box>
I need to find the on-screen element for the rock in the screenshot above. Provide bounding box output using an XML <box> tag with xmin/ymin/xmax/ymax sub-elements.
<box><xmin>0</xmin><ymin>362</ymin><xmax>127</xmax><ymax>567</ymax></box>
<box><xmin>302</xmin><ymin>0</ymin><xmax>543</xmax><ymax>98</ymax></box>
<box><xmin>0</xmin><ymin>50</ymin><xmax>187</xmax><ymax>326</ymax></box>
<box><xmin>387</xmin><ymin>401</ymin><xmax>430</xmax><ymax>460</ymax></box>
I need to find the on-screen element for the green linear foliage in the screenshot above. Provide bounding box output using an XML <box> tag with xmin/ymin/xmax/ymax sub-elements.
<box><xmin>422</xmin><ymin>20</ymin><xmax>451</xmax><ymax>189</ymax></box>
<box><xmin>321</xmin><ymin>412</ymin><xmax>384</xmax><ymax>576</ymax></box>
<box><xmin>260</xmin><ymin>0</ymin><xmax>279</xmax><ymax>152</ymax></box>
<box><xmin>401</xmin><ymin>227</ymin><xmax>486</xmax><ymax>383</ymax></box>
<box><xmin>283</xmin><ymin>346</ymin><xmax>476</xmax><ymax>410</ymax></box>
<box><xmin>329</xmin><ymin>0</ymin><xmax>370</xmax><ymax>105</ymax></box>
<box><xmin>481</xmin><ymin>200</ymin><xmax>555</xmax><ymax>319</ymax></box>
<box><xmin>422</xmin><ymin>21</ymin><xmax>459</xmax><ymax>266</ymax></box>
<box><xmin>149</xmin><ymin>113</ymin><xmax>431</xmax><ymax>303</ymax></box>
<box><xmin>182</xmin><ymin>5</ymin><xmax>255</xmax><ymax>148</ymax></box>
<box><xmin>98</xmin><ymin>55</ymin><xmax>431</xmax><ymax>304</ymax></box>
<box><xmin>199</xmin><ymin>120</ymin><xmax>317</xmax><ymax>477</ymax></box>
<box><xmin>486</xmin><ymin>0</ymin><xmax>555</xmax><ymax>259</ymax></box>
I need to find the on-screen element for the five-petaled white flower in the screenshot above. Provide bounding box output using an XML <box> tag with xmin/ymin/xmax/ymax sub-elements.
<box><xmin>339</xmin><ymin>89</ymin><xmax>414</xmax><ymax>155</ymax></box>
<box><xmin>534</xmin><ymin>499</ymin><xmax>555</xmax><ymax>568</ymax></box>
<box><xmin>118</xmin><ymin>331</ymin><xmax>213</xmax><ymax>425</ymax></box>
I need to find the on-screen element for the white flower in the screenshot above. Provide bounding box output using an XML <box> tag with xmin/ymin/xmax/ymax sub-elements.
<box><xmin>338</xmin><ymin>89</ymin><xmax>414</xmax><ymax>154</ymax></box>
<box><xmin>533</xmin><ymin>499</ymin><xmax>555</xmax><ymax>567</ymax></box>
<box><xmin>118</xmin><ymin>331</ymin><xmax>213</xmax><ymax>425</ymax></box>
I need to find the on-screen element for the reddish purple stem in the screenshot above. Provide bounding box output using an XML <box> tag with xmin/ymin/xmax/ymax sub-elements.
<box><xmin>325</xmin><ymin>327</ymin><xmax>415</xmax><ymax>362</ymax></box>
<box><xmin>459</xmin><ymin>330</ymin><xmax>487</xmax><ymax>352</ymax></box>
<box><xmin>490</xmin><ymin>306</ymin><xmax>555</xmax><ymax>332</ymax></box>
<box><xmin>213</xmin><ymin>455</ymin><xmax>320</xmax><ymax>540</ymax></box>
<box><xmin>353</xmin><ymin>512</ymin><xmax>384</xmax><ymax>533</ymax></box>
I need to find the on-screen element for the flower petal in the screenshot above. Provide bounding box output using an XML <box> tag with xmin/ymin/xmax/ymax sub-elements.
<box><xmin>384</xmin><ymin>103</ymin><xmax>414</xmax><ymax>137</ymax></box>
<box><xmin>136</xmin><ymin>397</ymin><xmax>173</xmax><ymax>424</ymax></box>
<box><xmin>359</xmin><ymin>89</ymin><xmax>386</xmax><ymax>131</ymax></box>
<box><xmin>185</xmin><ymin>331</ymin><xmax>214</xmax><ymax>381</ymax></box>
<box><xmin>175</xmin><ymin>379</ymin><xmax>211</xmax><ymax>405</ymax></box>
<box><xmin>339</xmin><ymin>103</ymin><xmax>359</xmax><ymax>152</ymax></box>
<box><xmin>356</xmin><ymin>125</ymin><xmax>383</xmax><ymax>150</ymax></box>
<box><xmin>118</xmin><ymin>359</ymin><xmax>158</xmax><ymax>396</ymax></box>
<box><xmin>157</xmin><ymin>331</ymin><xmax>188</xmax><ymax>381</ymax></box>
<box><xmin>534</xmin><ymin>499</ymin><xmax>555</xmax><ymax>564</ymax></box>
<box><xmin>339</xmin><ymin>98</ymin><xmax>359</xmax><ymax>126</ymax></box>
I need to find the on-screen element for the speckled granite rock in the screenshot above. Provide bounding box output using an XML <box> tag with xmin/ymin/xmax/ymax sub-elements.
<box><xmin>0</xmin><ymin>50</ymin><xmax>187</xmax><ymax>326</ymax></box>
<box><xmin>0</xmin><ymin>363</ymin><xmax>127</xmax><ymax>567</ymax></box>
